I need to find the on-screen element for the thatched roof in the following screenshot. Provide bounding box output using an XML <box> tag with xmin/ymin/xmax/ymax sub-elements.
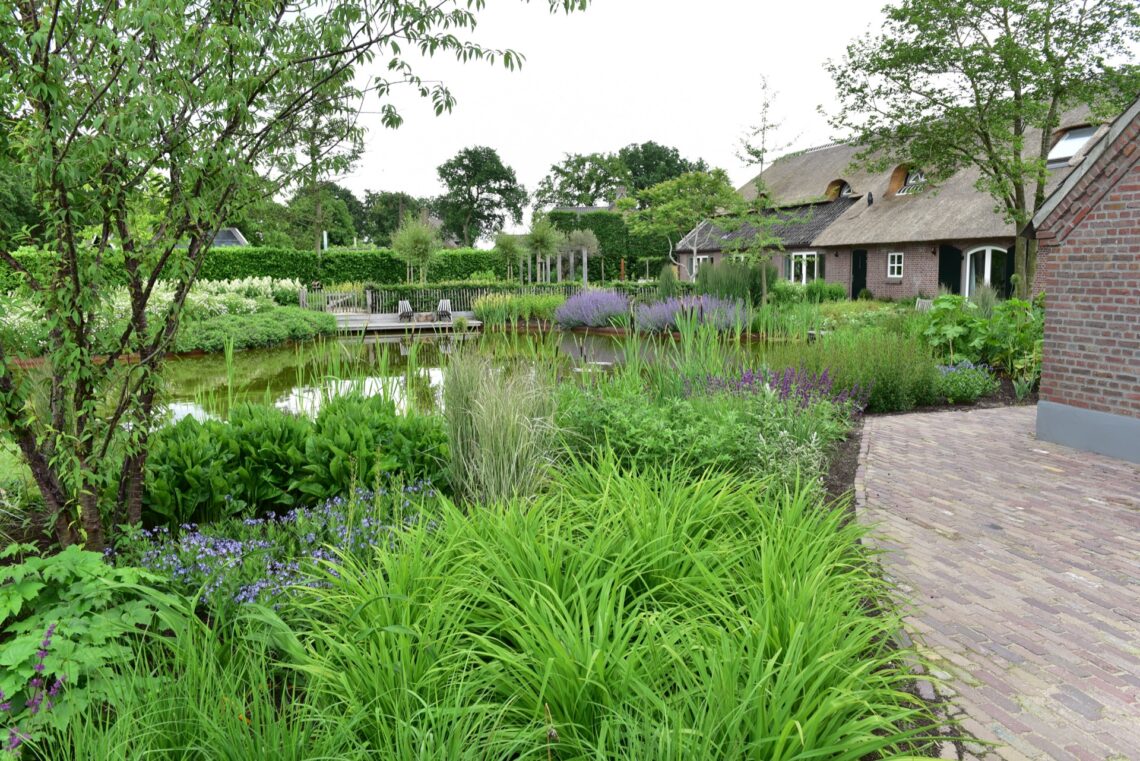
<box><xmin>677</xmin><ymin>197</ymin><xmax>859</xmax><ymax>253</ymax></box>
<box><xmin>735</xmin><ymin>105</ymin><xmax>1100</xmax><ymax>248</ymax></box>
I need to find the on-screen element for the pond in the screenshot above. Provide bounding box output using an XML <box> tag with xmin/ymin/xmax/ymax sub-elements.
<box><xmin>161</xmin><ymin>331</ymin><xmax>629</xmax><ymax>421</ymax></box>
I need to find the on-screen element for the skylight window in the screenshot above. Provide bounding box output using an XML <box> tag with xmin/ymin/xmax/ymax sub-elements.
<box><xmin>896</xmin><ymin>169</ymin><xmax>927</xmax><ymax>196</ymax></box>
<box><xmin>1047</xmin><ymin>126</ymin><xmax>1097</xmax><ymax>168</ymax></box>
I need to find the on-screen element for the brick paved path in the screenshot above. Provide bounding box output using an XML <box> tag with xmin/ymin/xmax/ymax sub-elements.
<box><xmin>856</xmin><ymin>405</ymin><xmax>1140</xmax><ymax>760</ymax></box>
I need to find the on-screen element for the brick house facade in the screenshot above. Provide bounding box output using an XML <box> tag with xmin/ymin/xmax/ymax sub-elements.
<box><xmin>1030</xmin><ymin>95</ymin><xmax>1140</xmax><ymax>463</ymax></box>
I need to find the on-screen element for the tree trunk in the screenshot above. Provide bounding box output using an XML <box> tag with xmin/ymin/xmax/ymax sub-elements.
<box><xmin>1013</xmin><ymin>233</ymin><xmax>1029</xmax><ymax>299</ymax></box>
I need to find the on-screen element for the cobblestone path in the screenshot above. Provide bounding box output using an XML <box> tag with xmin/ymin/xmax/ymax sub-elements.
<box><xmin>856</xmin><ymin>405</ymin><xmax>1140</xmax><ymax>760</ymax></box>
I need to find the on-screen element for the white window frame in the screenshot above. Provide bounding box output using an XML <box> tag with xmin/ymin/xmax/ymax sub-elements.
<box><xmin>693</xmin><ymin>254</ymin><xmax>712</xmax><ymax>276</ymax></box>
<box><xmin>1047</xmin><ymin>126</ymin><xmax>1097</xmax><ymax>168</ymax></box>
<box><xmin>962</xmin><ymin>245</ymin><xmax>1006</xmax><ymax>297</ymax></box>
<box><xmin>887</xmin><ymin>252</ymin><xmax>904</xmax><ymax>279</ymax></box>
<box><xmin>897</xmin><ymin>169</ymin><xmax>927</xmax><ymax>195</ymax></box>
<box><xmin>788</xmin><ymin>251</ymin><xmax>820</xmax><ymax>285</ymax></box>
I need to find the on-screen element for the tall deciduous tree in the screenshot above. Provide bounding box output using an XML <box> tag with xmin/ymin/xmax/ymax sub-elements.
<box><xmin>0</xmin><ymin>0</ymin><xmax>587</xmax><ymax>549</ymax></box>
<box><xmin>362</xmin><ymin>190</ymin><xmax>426</xmax><ymax>246</ymax></box>
<box><xmin>434</xmin><ymin>146</ymin><xmax>528</xmax><ymax>246</ymax></box>
<box><xmin>827</xmin><ymin>0</ymin><xmax>1140</xmax><ymax>296</ymax></box>
<box><xmin>621</xmin><ymin>170</ymin><xmax>742</xmax><ymax>275</ymax></box>
<box><xmin>533</xmin><ymin>152</ymin><xmax>630</xmax><ymax>210</ymax></box>
<box><xmin>617</xmin><ymin>141</ymin><xmax>709</xmax><ymax>195</ymax></box>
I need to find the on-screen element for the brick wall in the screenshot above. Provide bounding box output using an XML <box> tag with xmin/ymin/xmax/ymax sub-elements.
<box><xmin>1036</xmin><ymin>127</ymin><xmax>1140</xmax><ymax>420</ymax></box>
<box><xmin>822</xmin><ymin>250</ymin><xmax>852</xmax><ymax>296</ymax></box>
<box><xmin>822</xmin><ymin>244</ymin><xmax>939</xmax><ymax>299</ymax></box>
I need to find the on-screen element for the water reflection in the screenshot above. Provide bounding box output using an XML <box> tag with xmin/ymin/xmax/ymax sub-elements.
<box><xmin>161</xmin><ymin>332</ymin><xmax>622</xmax><ymax>422</ymax></box>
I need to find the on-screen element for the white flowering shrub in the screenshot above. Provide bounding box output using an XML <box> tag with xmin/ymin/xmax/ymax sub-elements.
<box><xmin>1</xmin><ymin>278</ymin><xmax>306</xmax><ymax>357</ymax></box>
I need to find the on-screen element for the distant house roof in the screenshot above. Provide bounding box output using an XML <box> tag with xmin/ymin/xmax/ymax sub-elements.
<box><xmin>734</xmin><ymin>105</ymin><xmax>1099</xmax><ymax>248</ymax></box>
<box><xmin>212</xmin><ymin>227</ymin><xmax>249</xmax><ymax>247</ymax></box>
<box><xmin>676</xmin><ymin>196</ymin><xmax>860</xmax><ymax>253</ymax></box>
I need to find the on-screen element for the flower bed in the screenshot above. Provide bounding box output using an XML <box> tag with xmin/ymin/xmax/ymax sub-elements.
<box><xmin>634</xmin><ymin>294</ymin><xmax>746</xmax><ymax>332</ymax></box>
<box><xmin>554</xmin><ymin>289</ymin><xmax>630</xmax><ymax>328</ymax></box>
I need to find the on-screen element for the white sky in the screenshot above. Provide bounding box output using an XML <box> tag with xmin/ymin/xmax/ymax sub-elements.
<box><xmin>337</xmin><ymin>0</ymin><xmax>891</xmax><ymax>234</ymax></box>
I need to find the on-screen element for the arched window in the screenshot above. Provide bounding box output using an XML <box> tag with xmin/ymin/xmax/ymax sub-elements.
<box><xmin>963</xmin><ymin>245</ymin><xmax>1010</xmax><ymax>297</ymax></box>
<box><xmin>887</xmin><ymin>165</ymin><xmax>926</xmax><ymax>196</ymax></box>
<box><xmin>1047</xmin><ymin>125</ymin><xmax>1097</xmax><ymax>169</ymax></box>
<box><xmin>825</xmin><ymin>179</ymin><xmax>853</xmax><ymax>200</ymax></box>
<box><xmin>896</xmin><ymin>168</ymin><xmax>927</xmax><ymax>195</ymax></box>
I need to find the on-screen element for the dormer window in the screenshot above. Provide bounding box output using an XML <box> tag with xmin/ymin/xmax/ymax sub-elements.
<box><xmin>826</xmin><ymin>179</ymin><xmax>854</xmax><ymax>200</ymax></box>
<box><xmin>1047</xmin><ymin>126</ymin><xmax>1097</xmax><ymax>169</ymax></box>
<box><xmin>896</xmin><ymin>168</ymin><xmax>927</xmax><ymax>196</ymax></box>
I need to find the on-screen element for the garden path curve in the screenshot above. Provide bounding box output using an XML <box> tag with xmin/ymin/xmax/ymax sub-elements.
<box><xmin>856</xmin><ymin>405</ymin><xmax>1140</xmax><ymax>761</ymax></box>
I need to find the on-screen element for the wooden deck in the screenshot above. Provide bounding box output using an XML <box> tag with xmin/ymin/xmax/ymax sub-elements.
<box><xmin>334</xmin><ymin>311</ymin><xmax>481</xmax><ymax>334</ymax></box>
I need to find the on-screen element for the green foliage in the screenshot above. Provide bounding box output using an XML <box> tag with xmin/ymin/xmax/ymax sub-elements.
<box><xmin>767</xmin><ymin>328</ymin><xmax>941</xmax><ymax>413</ymax></box>
<box><xmin>288</xmin><ymin>461</ymin><xmax>941</xmax><ymax>758</ymax></box>
<box><xmin>975</xmin><ymin>297</ymin><xmax>1044</xmax><ymax>388</ymax></box>
<box><xmin>362</xmin><ymin>190</ymin><xmax>426</xmax><ymax>247</ymax></box>
<box><xmin>434</xmin><ymin>146</ymin><xmax>528</xmax><ymax>247</ymax></box>
<box><xmin>299</xmin><ymin>395</ymin><xmax>448</xmax><ymax>505</ymax></box>
<box><xmin>936</xmin><ymin>363</ymin><xmax>999</xmax><ymax>405</ymax></box>
<box><xmin>391</xmin><ymin>214</ymin><xmax>440</xmax><ymax>284</ymax></box>
<box><xmin>857</xmin><ymin>287</ymin><xmax>874</xmax><ymax>300</ymax></box>
<box><xmin>472</xmin><ymin>293</ymin><xmax>565</xmax><ymax>324</ymax></box>
<box><xmin>623</xmin><ymin>170</ymin><xmax>744</xmax><ymax>264</ymax></box>
<box><xmin>533</xmin><ymin>152</ymin><xmax>630</xmax><ymax>210</ymax></box>
<box><xmin>0</xmin><ymin>246</ymin><xmax>511</xmax><ymax>291</ymax></box>
<box><xmin>443</xmin><ymin>351</ymin><xmax>557</xmax><ymax>505</ymax></box>
<box><xmin>695</xmin><ymin>259</ymin><xmax>780</xmax><ymax>306</ymax></box>
<box><xmin>144</xmin><ymin>398</ymin><xmax>447</xmax><ymax>526</ymax></box>
<box><xmin>26</xmin><ymin>602</ymin><xmax>369</xmax><ymax>760</ymax></box>
<box><xmin>922</xmin><ymin>294</ymin><xmax>981</xmax><ymax>363</ymax></box>
<box><xmin>767</xmin><ymin>279</ymin><xmax>806</xmax><ymax>306</ymax></box>
<box><xmin>548</xmin><ymin>209</ymin><xmax>666</xmax><ymax>281</ymax></box>
<box><xmin>617</xmin><ymin>140</ymin><xmax>709</xmax><ymax>193</ymax></box>
<box><xmin>657</xmin><ymin>264</ymin><xmax>679</xmax><ymax>299</ymax></box>
<box><xmin>172</xmin><ymin>307</ymin><xmax>336</xmax><ymax>354</ymax></box>
<box><xmin>0</xmin><ymin>544</ymin><xmax>159</xmax><ymax>732</ymax></box>
<box><xmin>805</xmin><ymin>279</ymin><xmax>847</xmax><ymax>303</ymax></box>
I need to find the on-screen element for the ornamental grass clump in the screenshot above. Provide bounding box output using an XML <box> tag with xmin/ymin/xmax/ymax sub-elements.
<box><xmin>286</xmin><ymin>458</ymin><xmax>944</xmax><ymax>759</ymax></box>
<box><xmin>553</xmin><ymin>289</ymin><xmax>629</xmax><ymax>329</ymax></box>
<box><xmin>635</xmin><ymin>294</ymin><xmax>747</xmax><ymax>333</ymax></box>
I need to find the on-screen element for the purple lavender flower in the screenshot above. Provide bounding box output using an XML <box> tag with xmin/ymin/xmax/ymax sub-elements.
<box><xmin>634</xmin><ymin>295</ymin><xmax>746</xmax><ymax>333</ymax></box>
<box><xmin>554</xmin><ymin>290</ymin><xmax>630</xmax><ymax>329</ymax></box>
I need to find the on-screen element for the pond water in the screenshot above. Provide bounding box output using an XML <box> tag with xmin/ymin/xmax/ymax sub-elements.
<box><xmin>161</xmin><ymin>332</ymin><xmax>628</xmax><ymax>421</ymax></box>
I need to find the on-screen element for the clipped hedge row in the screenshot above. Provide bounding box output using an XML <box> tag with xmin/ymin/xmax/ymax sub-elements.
<box><xmin>0</xmin><ymin>246</ymin><xmax>509</xmax><ymax>291</ymax></box>
<box><xmin>548</xmin><ymin>210</ymin><xmax>670</xmax><ymax>281</ymax></box>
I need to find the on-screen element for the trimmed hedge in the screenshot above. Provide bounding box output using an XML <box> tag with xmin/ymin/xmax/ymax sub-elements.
<box><xmin>548</xmin><ymin>210</ymin><xmax>670</xmax><ymax>282</ymax></box>
<box><xmin>0</xmin><ymin>246</ymin><xmax>509</xmax><ymax>291</ymax></box>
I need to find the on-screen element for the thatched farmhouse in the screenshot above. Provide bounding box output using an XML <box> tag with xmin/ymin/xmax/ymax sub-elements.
<box><xmin>677</xmin><ymin>107</ymin><xmax>1103</xmax><ymax>299</ymax></box>
<box><xmin>1030</xmin><ymin>94</ymin><xmax>1140</xmax><ymax>463</ymax></box>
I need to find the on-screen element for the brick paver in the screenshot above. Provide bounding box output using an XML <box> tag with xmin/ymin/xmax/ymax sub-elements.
<box><xmin>856</xmin><ymin>405</ymin><xmax>1140</xmax><ymax>760</ymax></box>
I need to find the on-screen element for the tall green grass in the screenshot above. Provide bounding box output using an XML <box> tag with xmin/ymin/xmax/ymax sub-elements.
<box><xmin>443</xmin><ymin>347</ymin><xmax>558</xmax><ymax>505</ymax></box>
<box><xmin>285</xmin><ymin>458</ymin><xmax>941</xmax><ymax>759</ymax></box>
<box><xmin>26</xmin><ymin>597</ymin><xmax>367</xmax><ymax>760</ymax></box>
